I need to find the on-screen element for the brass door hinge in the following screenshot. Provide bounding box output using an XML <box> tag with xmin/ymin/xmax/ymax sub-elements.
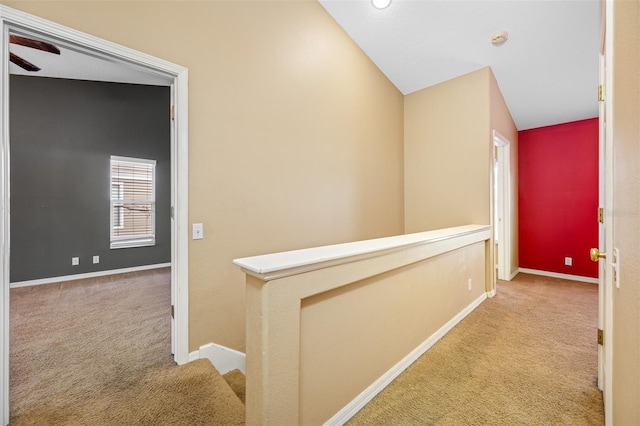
<box><xmin>598</xmin><ymin>207</ymin><xmax>604</xmax><ymax>223</ymax></box>
<box><xmin>171</xmin><ymin>105</ymin><xmax>175</xmax><ymax>120</ymax></box>
<box><xmin>598</xmin><ymin>328</ymin><xmax>604</xmax><ymax>345</ymax></box>
<box><xmin>598</xmin><ymin>85</ymin><xmax>604</xmax><ymax>102</ymax></box>
<box><xmin>171</xmin><ymin>305</ymin><xmax>175</xmax><ymax>319</ymax></box>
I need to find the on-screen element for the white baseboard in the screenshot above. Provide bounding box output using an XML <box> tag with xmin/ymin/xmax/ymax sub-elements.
<box><xmin>324</xmin><ymin>292</ymin><xmax>487</xmax><ymax>426</ymax></box>
<box><xmin>9</xmin><ymin>263</ymin><xmax>172</xmax><ymax>288</ymax></box>
<box><xmin>509</xmin><ymin>269</ymin><xmax>519</xmax><ymax>281</ymax></box>
<box><xmin>189</xmin><ymin>342</ymin><xmax>246</xmax><ymax>375</ymax></box>
<box><xmin>516</xmin><ymin>268</ymin><xmax>598</xmax><ymax>284</ymax></box>
<box><xmin>487</xmin><ymin>289</ymin><xmax>496</xmax><ymax>298</ymax></box>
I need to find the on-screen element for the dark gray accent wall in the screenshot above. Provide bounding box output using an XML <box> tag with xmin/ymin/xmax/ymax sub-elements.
<box><xmin>10</xmin><ymin>76</ymin><xmax>171</xmax><ymax>282</ymax></box>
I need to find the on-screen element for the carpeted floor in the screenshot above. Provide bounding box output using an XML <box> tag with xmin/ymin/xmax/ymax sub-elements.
<box><xmin>10</xmin><ymin>268</ymin><xmax>175</xmax><ymax>423</ymax></box>
<box><xmin>222</xmin><ymin>369</ymin><xmax>247</xmax><ymax>405</ymax></box>
<box><xmin>348</xmin><ymin>273</ymin><xmax>604</xmax><ymax>425</ymax></box>
<box><xmin>12</xmin><ymin>359</ymin><xmax>245</xmax><ymax>426</ymax></box>
<box><xmin>10</xmin><ymin>269</ymin><xmax>603</xmax><ymax>425</ymax></box>
<box><xmin>9</xmin><ymin>268</ymin><xmax>244</xmax><ymax>425</ymax></box>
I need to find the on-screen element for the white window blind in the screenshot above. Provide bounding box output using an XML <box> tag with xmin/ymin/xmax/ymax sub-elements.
<box><xmin>110</xmin><ymin>156</ymin><xmax>156</xmax><ymax>249</ymax></box>
<box><xmin>111</xmin><ymin>182</ymin><xmax>124</xmax><ymax>229</ymax></box>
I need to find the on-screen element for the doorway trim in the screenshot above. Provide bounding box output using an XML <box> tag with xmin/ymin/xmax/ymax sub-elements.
<box><xmin>599</xmin><ymin>0</ymin><xmax>613</xmax><ymax>422</ymax></box>
<box><xmin>493</xmin><ymin>130</ymin><xmax>512</xmax><ymax>281</ymax></box>
<box><xmin>0</xmin><ymin>6</ymin><xmax>189</xmax><ymax>424</ymax></box>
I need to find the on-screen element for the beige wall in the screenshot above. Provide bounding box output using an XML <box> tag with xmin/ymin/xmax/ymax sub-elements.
<box><xmin>612</xmin><ymin>0</ymin><xmax>640</xmax><ymax>423</ymax></box>
<box><xmin>3</xmin><ymin>2</ymin><xmax>519</xmax><ymax>362</ymax></box>
<box><xmin>489</xmin><ymin>71</ymin><xmax>519</xmax><ymax>276</ymax></box>
<box><xmin>2</xmin><ymin>0</ymin><xmax>405</xmax><ymax>352</ymax></box>
<box><xmin>404</xmin><ymin>67</ymin><xmax>517</xmax><ymax>290</ymax></box>
<box><xmin>299</xmin><ymin>241</ymin><xmax>486</xmax><ymax>424</ymax></box>
<box><xmin>404</xmin><ymin>68</ymin><xmax>491</xmax><ymax>233</ymax></box>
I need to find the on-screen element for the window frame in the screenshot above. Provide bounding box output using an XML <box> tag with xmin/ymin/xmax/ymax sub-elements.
<box><xmin>109</xmin><ymin>155</ymin><xmax>157</xmax><ymax>249</ymax></box>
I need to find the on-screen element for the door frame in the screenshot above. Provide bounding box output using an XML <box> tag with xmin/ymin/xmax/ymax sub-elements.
<box><xmin>493</xmin><ymin>130</ymin><xmax>512</xmax><ymax>281</ymax></box>
<box><xmin>599</xmin><ymin>0</ymin><xmax>614</xmax><ymax>422</ymax></box>
<box><xmin>0</xmin><ymin>6</ymin><xmax>190</xmax><ymax>425</ymax></box>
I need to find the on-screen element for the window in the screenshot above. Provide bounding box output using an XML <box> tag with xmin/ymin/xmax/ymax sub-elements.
<box><xmin>110</xmin><ymin>156</ymin><xmax>156</xmax><ymax>249</ymax></box>
<box><xmin>111</xmin><ymin>182</ymin><xmax>124</xmax><ymax>229</ymax></box>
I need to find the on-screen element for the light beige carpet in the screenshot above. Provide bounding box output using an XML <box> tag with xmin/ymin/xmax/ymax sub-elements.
<box><xmin>11</xmin><ymin>269</ymin><xmax>602</xmax><ymax>425</ymax></box>
<box><xmin>223</xmin><ymin>369</ymin><xmax>247</xmax><ymax>405</ymax></box>
<box><xmin>9</xmin><ymin>268</ymin><xmax>245</xmax><ymax>425</ymax></box>
<box><xmin>13</xmin><ymin>359</ymin><xmax>245</xmax><ymax>426</ymax></box>
<box><xmin>348</xmin><ymin>273</ymin><xmax>604</xmax><ymax>425</ymax></box>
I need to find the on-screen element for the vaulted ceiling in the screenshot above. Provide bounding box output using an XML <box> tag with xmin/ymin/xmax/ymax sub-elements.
<box><xmin>318</xmin><ymin>0</ymin><xmax>601</xmax><ymax>130</ymax></box>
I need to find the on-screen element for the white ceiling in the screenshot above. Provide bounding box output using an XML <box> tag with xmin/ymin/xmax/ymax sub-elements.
<box><xmin>9</xmin><ymin>39</ymin><xmax>172</xmax><ymax>87</ymax></box>
<box><xmin>318</xmin><ymin>0</ymin><xmax>601</xmax><ymax>130</ymax></box>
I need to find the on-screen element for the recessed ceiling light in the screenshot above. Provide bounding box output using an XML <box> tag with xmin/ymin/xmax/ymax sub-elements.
<box><xmin>492</xmin><ymin>31</ymin><xmax>508</xmax><ymax>46</ymax></box>
<box><xmin>372</xmin><ymin>0</ymin><xmax>392</xmax><ymax>9</ymax></box>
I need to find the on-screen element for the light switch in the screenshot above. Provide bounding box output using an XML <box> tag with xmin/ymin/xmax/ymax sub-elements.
<box><xmin>193</xmin><ymin>223</ymin><xmax>204</xmax><ymax>240</ymax></box>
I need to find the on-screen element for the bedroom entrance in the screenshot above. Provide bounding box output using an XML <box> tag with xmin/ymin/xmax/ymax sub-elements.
<box><xmin>493</xmin><ymin>130</ymin><xmax>511</xmax><ymax>281</ymax></box>
<box><xmin>0</xmin><ymin>6</ymin><xmax>189</xmax><ymax>425</ymax></box>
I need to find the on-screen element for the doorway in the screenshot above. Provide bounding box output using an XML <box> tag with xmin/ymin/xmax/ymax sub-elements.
<box><xmin>493</xmin><ymin>130</ymin><xmax>511</xmax><ymax>281</ymax></box>
<box><xmin>0</xmin><ymin>6</ymin><xmax>189</xmax><ymax>425</ymax></box>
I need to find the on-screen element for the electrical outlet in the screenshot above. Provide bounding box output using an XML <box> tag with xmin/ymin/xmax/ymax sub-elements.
<box><xmin>192</xmin><ymin>223</ymin><xmax>204</xmax><ymax>240</ymax></box>
<box><xmin>93</xmin><ymin>255</ymin><xmax>100</xmax><ymax>264</ymax></box>
<box><xmin>565</xmin><ymin>257</ymin><xmax>572</xmax><ymax>266</ymax></box>
<box><xmin>72</xmin><ymin>257</ymin><xmax>79</xmax><ymax>266</ymax></box>
<box><xmin>468</xmin><ymin>278</ymin><xmax>472</xmax><ymax>291</ymax></box>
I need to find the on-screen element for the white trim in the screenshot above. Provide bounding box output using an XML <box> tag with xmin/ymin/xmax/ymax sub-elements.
<box><xmin>509</xmin><ymin>269</ymin><xmax>519</xmax><ymax>281</ymax></box>
<box><xmin>516</xmin><ymin>268</ymin><xmax>598</xmax><ymax>284</ymax></box>
<box><xmin>1</xmin><ymin>18</ymin><xmax>11</xmax><ymax>426</ymax></box>
<box><xmin>189</xmin><ymin>343</ymin><xmax>246</xmax><ymax>375</ymax></box>
<box><xmin>172</xmin><ymin>67</ymin><xmax>189</xmax><ymax>366</ymax></box>
<box><xmin>9</xmin><ymin>263</ymin><xmax>171</xmax><ymax>288</ymax></box>
<box><xmin>597</xmin><ymin>4</ymin><xmax>607</xmax><ymax>393</ymax></box>
<box><xmin>487</xmin><ymin>289</ymin><xmax>496</xmax><ymax>298</ymax></box>
<box><xmin>493</xmin><ymin>130</ymin><xmax>512</xmax><ymax>282</ymax></box>
<box><xmin>171</xmin><ymin>69</ymin><xmax>189</xmax><ymax>366</ymax></box>
<box><xmin>324</xmin><ymin>292</ymin><xmax>487</xmax><ymax>426</ymax></box>
<box><xmin>109</xmin><ymin>236</ymin><xmax>156</xmax><ymax>250</ymax></box>
<box><xmin>493</xmin><ymin>130</ymin><xmax>509</xmax><ymax>147</ymax></box>
<box><xmin>111</xmin><ymin>155</ymin><xmax>157</xmax><ymax>166</ymax></box>
<box><xmin>603</xmin><ymin>1</ymin><xmax>614</xmax><ymax>422</ymax></box>
<box><xmin>0</xmin><ymin>6</ymin><xmax>190</xmax><ymax>423</ymax></box>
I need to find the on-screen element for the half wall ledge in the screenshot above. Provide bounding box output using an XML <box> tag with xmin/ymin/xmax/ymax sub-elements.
<box><xmin>233</xmin><ymin>224</ymin><xmax>492</xmax><ymax>425</ymax></box>
<box><xmin>234</xmin><ymin>224</ymin><xmax>491</xmax><ymax>280</ymax></box>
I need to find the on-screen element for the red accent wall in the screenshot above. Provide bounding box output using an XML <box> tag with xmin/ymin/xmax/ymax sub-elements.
<box><xmin>518</xmin><ymin>118</ymin><xmax>599</xmax><ymax>278</ymax></box>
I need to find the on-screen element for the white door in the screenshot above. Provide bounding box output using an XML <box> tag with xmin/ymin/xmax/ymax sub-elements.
<box><xmin>595</xmin><ymin>2</ymin><xmax>606</xmax><ymax>394</ymax></box>
<box><xmin>493</xmin><ymin>131</ymin><xmax>511</xmax><ymax>281</ymax></box>
<box><xmin>593</xmin><ymin>0</ymin><xmax>613</xmax><ymax>422</ymax></box>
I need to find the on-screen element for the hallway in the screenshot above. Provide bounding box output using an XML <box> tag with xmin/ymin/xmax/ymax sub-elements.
<box><xmin>349</xmin><ymin>273</ymin><xmax>603</xmax><ymax>424</ymax></box>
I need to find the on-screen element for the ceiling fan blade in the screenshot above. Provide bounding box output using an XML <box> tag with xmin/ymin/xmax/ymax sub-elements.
<box><xmin>10</xmin><ymin>34</ymin><xmax>60</xmax><ymax>55</ymax></box>
<box><xmin>9</xmin><ymin>53</ymin><xmax>41</xmax><ymax>72</ymax></box>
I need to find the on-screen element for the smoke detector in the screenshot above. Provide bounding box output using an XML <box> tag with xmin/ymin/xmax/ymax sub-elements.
<box><xmin>491</xmin><ymin>31</ymin><xmax>508</xmax><ymax>46</ymax></box>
